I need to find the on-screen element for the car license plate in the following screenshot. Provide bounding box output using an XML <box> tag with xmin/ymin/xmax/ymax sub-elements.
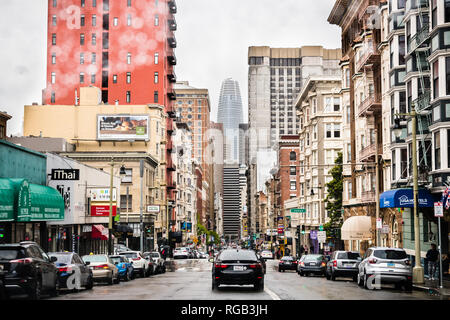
<box><xmin>310</xmin><ymin>262</ymin><xmax>316</xmax><ymax>266</ymax></box>
<box><xmin>387</xmin><ymin>263</ymin><xmax>395</xmax><ymax>267</ymax></box>
<box><xmin>234</xmin><ymin>266</ymin><xmax>246</xmax><ymax>271</ymax></box>
<box><xmin>285</xmin><ymin>262</ymin><xmax>291</xmax><ymax>265</ymax></box>
<box><xmin>346</xmin><ymin>264</ymin><xmax>354</xmax><ymax>268</ymax></box>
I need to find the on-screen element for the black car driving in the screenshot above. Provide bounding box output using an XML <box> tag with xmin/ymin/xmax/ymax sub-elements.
<box><xmin>0</xmin><ymin>241</ymin><xmax>59</xmax><ymax>299</ymax></box>
<box><xmin>212</xmin><ymin>249</ymin><xmax>264</xmax><ymax>291</ymax></box>
<box><xmin>49</xmin><ymin>252</ymin><xmax>94</xmax><ymax>291</ymax></box>
<box><xmin>297</xmin><ymin>254</ymin><xmax>327</xmax><ymax>277</ymax></box>
<box><xmin>278</xmin><ymin>256</ymin><xmax>297</xmax><ymax>272</ymax></box>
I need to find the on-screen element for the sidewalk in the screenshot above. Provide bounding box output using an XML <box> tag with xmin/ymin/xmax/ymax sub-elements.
<box><xmin>413</xmin><ymin>278</ymin><xmax>450</xmax><ymax>298</ymax></box>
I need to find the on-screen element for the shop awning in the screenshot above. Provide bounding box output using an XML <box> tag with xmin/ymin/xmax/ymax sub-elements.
<box><xmin>92</xmin><ymin>224</ymin><xmax>110</xmax><ymax>241</ymax></box>
<box><xmin>0</xmin><ymin>178</ymin><xmax>64</xmax><ymax>222</ymax></box>
<box><xmin>379</xmin><ymin>188</ymin><xmax>435</xmax><ymax>208</ymax></box>
<box><xmin>341</xmin><ymin>216</ymin><xmax>372</xmax><ymax>241</ymax></box>
<box><xmin>0</xmin><ymin>179</ymin><xmax>15</xmax><ymax>221</ymax></box>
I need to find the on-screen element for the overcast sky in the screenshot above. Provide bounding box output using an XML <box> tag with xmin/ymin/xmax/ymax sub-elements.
<box><xmin>0</xmin><ymin>0</ymin><xmax>341</xmax><ymax>136</ymax></box>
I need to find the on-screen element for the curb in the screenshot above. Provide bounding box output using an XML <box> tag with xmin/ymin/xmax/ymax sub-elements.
<box><xmin>413</xmin><ymin>284</ymin><xmax>450</xmax><ymax>298</ymax></box>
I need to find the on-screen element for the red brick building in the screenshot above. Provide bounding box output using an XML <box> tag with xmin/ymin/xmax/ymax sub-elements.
<box><xmin>278</xmin><ymin>135</ymin><xmax>300</xmax><ymax>215</ymax></box>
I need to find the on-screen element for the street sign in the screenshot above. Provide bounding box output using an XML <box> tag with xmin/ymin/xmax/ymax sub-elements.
<box><xmin>291</xmin><ymin>208</ymin><xmax>306</xmax><ymax>213</ymax></box>
<box><xmin>51</xmin><ymin>169</ymin><xmax>80</xmax><ymax>181</ymax></box>
<box><xmin>147</xmin><ymin>205</ymin><xmax>160</xmax><ymax>213</ymax></box>
<box><xmin>381</xmin><ymin>225</ymin><xmax>389</xmax><ymax>234</ymax></box>
<box><xmin>319</xmin><ymin>225</ymin><xmax>323</xmax><ymax>231</ymax></box>
<box><xmin>376</xmin><ymin>218</ymin><xmax>382</xmax><ymax>229</ymax></box>
<box><xmin>317</xmin><ymin>231</ymin><xmax>326</xmax><ymax>243</ymax></box>
<box><xmin>434</xmin><ymin>202</ymin><xmax>444</xmax><ymax>217</ymax></box>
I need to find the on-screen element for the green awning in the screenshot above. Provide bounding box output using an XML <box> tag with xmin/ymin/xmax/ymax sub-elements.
<box><xmin>0</xmin><ymin>178</ymin><xmax>64</xmax><ymax>222</ymax></box>
<box><xmin>0</xmin><ymin>179</ymin><xmax>15</xmax><ymax>221</ymax></box>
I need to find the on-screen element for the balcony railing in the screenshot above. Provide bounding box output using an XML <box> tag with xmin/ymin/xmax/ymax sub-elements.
<box><xmin>358</xmin><ymin>0</ymin><xmax>379</xmax><ymax>21</ymax></box>
<box><xmin>358</xmin><ymin>93</ymin><xmax>382</xmax><ymax>117</ymax></box>
<box><xmin>167</xmin><ymin>70</ymin><xmax>177</xmax><ymax>83</ymax></box>
<box><xmin>169</xmin><ymin>0</ymin><xmax>177</xmax><ymax>14</ymax></box>
<box><xmin>168</xmin><ymin>37</ymin><xmax>177</xmax><ymax>48</ymax></box>
<box><xmin>408</xmin><ymin>23</ymin><xmax>430</xmax><ymax>54</ymax></box>
<box><xmin>361</xmin><ymin>190</ymin><xmax>376</xmax><ymax>203</ymax></box>
<box><xmin>355</xmin><ymin>42</ymin><xmax>380</xmax><ymax>73</ymax></box>
<box><xmin>413</xmin><ymin>89</ymin><xmax>431</xmax><ymax>112</ymax></box>
<box><xmin>168</xmin><ymin>53</ymin><xmax>177</xmax><ymax>66</ymax></box>
<box><xmin>359</xmin><ymin>143</ymin><xmax>382</xmax><ymax>162</ymax></box>
<box><xmin>168</xmin><ymin>19</ymin><xmax>177</xmax><ymax>31</ymax></box>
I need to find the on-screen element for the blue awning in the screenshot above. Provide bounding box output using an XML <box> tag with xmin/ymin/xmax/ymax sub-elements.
<box><xmin>380</xmin><ymin>188</ymin><xmax>435</xmax><ymax>208</ymax></box>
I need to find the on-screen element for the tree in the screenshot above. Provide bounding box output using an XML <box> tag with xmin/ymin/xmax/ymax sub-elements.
<box><xmin>323</xmin><ymin>152</ymin><xmax>343</xmax><ymax>247</ymax></box>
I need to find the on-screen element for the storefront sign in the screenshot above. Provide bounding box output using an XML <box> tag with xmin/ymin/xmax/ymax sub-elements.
<box><xmin>310</xmin><ymin>230</ymin><xmax>317</xmax><ymax>240</ymax></box>
<box><xmin>89</xmin><ymin>188</ymin><xmax>117</xmax><ymax>217</ymax></box>
<box><xmin>97</xmin><ymin>115</ymin><xmax>149</xmax><ymax>141</ymax></box>
<box><xmin>91</xmin><ymin>205</ymin><xmax>117</xmax><ymax>217</ymax></box>
<box><xmin>51</xmin><ymin>169</ymin><xmax>80</xmax><ymax>181</ymax></box>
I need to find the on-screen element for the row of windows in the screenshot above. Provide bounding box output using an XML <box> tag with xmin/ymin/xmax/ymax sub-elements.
<box><xmin>51</xmin><ymin>52</ymin><xmax>159</xmax><ymax>66</ymax></box>
<box><xmin>50</xmin><ymin>71</ymin><xmax>159</xmax><ymax>85</ymax></box>
<box><xmin>52</xmin><ymin>0</ymin><xmax>159</xmax><ymax>9</ymax></box>
<box><xmin>51</xmin><ymin>14</ymin><xmax>160</xmax><ymax>28</ymax></box>
<box><xmin>50</xmin><ymin>90</ymin><xmax>159</xmax><ymax>104</ymax></box>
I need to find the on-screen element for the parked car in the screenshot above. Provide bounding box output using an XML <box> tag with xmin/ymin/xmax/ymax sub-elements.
<box><xmin>109</xmin><ymin>255</ymin><xmax>134</xmax><ymax>281</ymax></box>
<box><xmin>145</xmin><ymin>251</ymin><xmax>165</xmax><ymax>274</ymax></box>
<box><xmin>325</xmin><ymin>251</ymin><xmax>361</xmax><ymax>281</ymax></box>
<box><xmin>198</xmin><ymin>251</ymin><xmax>209</xmax><ymax>259</ymax></box>
<box><xmin>173</xmin><ymin>247</ymin><xmax>189</xmax><ymax>259</ymax></box>
<box><xmin>211</xmin><ymin>249</ymin><xmax>264</xmax><ymax>291</ymax></box>
<box><xmin>297</xmin><ymin>254</ymin><xmax>327</xmax><ymax>277</ymax></box>
<box><xmin>0</xmin><ymin>241</ymin><xmax>59</xmax><ymax>299</ymax></box>
<box><xmin>260</xmin><ymin>250</ymin><xmax>274</xmax><ymax>260</ymax></box>
<box><xmin>81</xmin><ymin>254</ymin><xmax>119</xmax><ymax>285</ymax></box>
<box><xmin>119</xmin><ymin>251</ymin><xmax>150</xmax><ymax>277</ymax></box>
<box><xmin>49</xmin><ymin>251</ymin><xmax>94</xmax><ymax>291</ymax></box>
<box><xmin>278</xmin><ymin>256</ymin><xmax>298</xmax><ymax>272</ymax></box>
<box><xmin>142</xmin><ymin>252</ymin><xmax>156</xmax><ymax>275</ymax></box>
<box><xmin>357</xmin><ymin>247</ymin><xmax>412</xmax><ymax>291</ymax></box>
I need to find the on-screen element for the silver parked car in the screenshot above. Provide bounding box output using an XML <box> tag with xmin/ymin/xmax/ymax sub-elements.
<box><xmin>326</xmin><ymin>251</ymin><xmax>361</xmax><ymax>281</ymax></box>
<box><xmin>81</xmin><ymin>254</ymin><xmax>120</xmax><ymax>285</ymax></box>
<box><xmin>357</xmin><ymin>247</ymin><xmax>412</xmax><ymax>291</ymax></box>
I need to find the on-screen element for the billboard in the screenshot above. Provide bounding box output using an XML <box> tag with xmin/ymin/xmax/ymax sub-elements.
<box><xmin>97</xmin><ymin>115</ymin><xmax>149</xmax><ymax>140</ymax></box>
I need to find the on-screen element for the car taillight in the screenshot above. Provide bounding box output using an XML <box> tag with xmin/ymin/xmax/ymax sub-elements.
<box><xmin>215</xmin><ymin>263</ymin><xmax>228</xmax><ymax>269</ymax></box>
<box><xmin>10</xmin><ymin>258</ymin><xmax>33</xmax><ymax>264</ymax></box>
<box><xmin>300</xmin><ymin>262</ymin><xmax>305</xmax><ymax>266</ymax></box>
<box><xmin>94</xmin><ymin>264</ymin><xmax>109</xmax><ymax>270</ymax></box>
<box><xmin>321</xmin><ymin>262</ymin><xmax>326</xmax><ymax>267</ymax></box>
<box><xmin>333</xmin><ymin>260</ymin><xmax>337</xmax><ymax>267</ymax></box>
<box><xmin>405</xmin><ymin>260</ymin><xmax>410</xmax><ymax>265</ymax></box>
<box><xmin>368</xmin><ymin>258</ymin><xmax>377</xmax><ymax>264</ymax></box>
<box><xmin>293</xmin><ymin>261</ymin><xmax>298</xmax><ymax>264</ymax></box>
<box><xmin>249</xmin><ymin>264</ymin><xmax>262</xmax><ymax>269</ymax></box>
<box><xmin>58</xmin><ymin>266</ymin><xmax>72</xmax><ymax>273</ymax></box>
<box><xmin>132</xmin><ymin>257</ymin><xmax>141</xmax><ymax>261</ymax></box>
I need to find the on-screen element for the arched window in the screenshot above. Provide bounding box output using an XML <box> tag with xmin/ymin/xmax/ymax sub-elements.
<box><xmin>290</xmin><ymin>151</ymin><xmax>296</xmax><ymax>161</ymax></box>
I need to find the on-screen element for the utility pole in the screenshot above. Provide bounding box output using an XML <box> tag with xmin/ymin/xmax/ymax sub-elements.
<box><xmin>140</xmin><ymin>160</ymin><xmax>144</xmax><ymax>253</ymax></box>
<box><xmin>375</xmin><ymin>128</ymin><xmax>380</xmax><ymax>247</ymax></box>
<box><xmin>108</xmin><ymin>158</ymin><xmax>114</xmax><ymax>255</ymax></box>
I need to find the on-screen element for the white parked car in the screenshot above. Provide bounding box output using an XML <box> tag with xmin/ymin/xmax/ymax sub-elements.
<box><xmin>173</xmin><ymin>247</ymin><xmax>189</xmax><ymax>259</ymax></box>
<box><xmin>260</xmin><ymin>250</ymin><xmax>274</xmax><ymax>259</ymax></box>
<box><xmin>119</xmin><ymin>251</ymin><xmax>150</xmax><ymax>277</ymax></box>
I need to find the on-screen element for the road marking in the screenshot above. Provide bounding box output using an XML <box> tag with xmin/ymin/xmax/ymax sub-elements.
<box><xmin>264</xmin><ymin>287</ymin><xmax>281</xmax><ymax>300</ymax></box>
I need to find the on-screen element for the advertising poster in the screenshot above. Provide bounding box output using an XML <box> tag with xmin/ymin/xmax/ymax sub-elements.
<box><xmin>97</xmin><ymin>115</ymin><xmax>149</xmax><ymax>140</ymax></box>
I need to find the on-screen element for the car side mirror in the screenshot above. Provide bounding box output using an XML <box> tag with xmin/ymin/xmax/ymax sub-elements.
<box><xmin>209</xmin><ymin>258</ymin><xmax>214</xmax><ymax>263</ymax></box>
<box><xmin>357</xmin><ymin>257</ymin><xmax>362</xmax><ymax>262</ymax></box>
<box><xmin>114</xmin><ymin>262</ymin><xmax>118</xmax><ymax>265</ymax></box>
<box><xmin>85</xmin><ymin>261</ymin><xmax>90</xmax><ymax>266</ymax></box>
<box><xmin>50</xmin><ymin>256</ymin><xmax>57</xmax><ymax>263</ymax></box>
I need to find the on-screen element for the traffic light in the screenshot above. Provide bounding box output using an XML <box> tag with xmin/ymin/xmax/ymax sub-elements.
<box><xmin>0</xmin><ymin>227</ymin><xmax>4</xmax><ymax>239</ymax></box>
<box><xmin>296</xmin><ymin>225</ymin><xmax>300</xmax><ymax>235</ymax></box>
<box><xmin>301</xmin><ymin>225</ymin><xmax>306</xmax><ymax>234</ymax></box>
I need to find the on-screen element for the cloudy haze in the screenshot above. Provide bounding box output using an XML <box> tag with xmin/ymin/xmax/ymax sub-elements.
<box><xmin>0</xmin><ymin>0</ymin><xmax>341</xmax><ymax>136</ymax></box>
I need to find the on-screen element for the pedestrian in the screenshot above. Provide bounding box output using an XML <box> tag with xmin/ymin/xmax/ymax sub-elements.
<box><xmin>442</xmin><ymin>253</ymin><xmax>449</xmax><ymax>277</ymax></box>
<box><xmin>426</xmin><ymin>243</ymin><xmax>439</xmax><ymax>280</ymax></box>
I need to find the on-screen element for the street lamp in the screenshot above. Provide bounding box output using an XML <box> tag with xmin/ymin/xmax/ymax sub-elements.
<box><xmin>393</xmin><ymin>108</ymin><xmax>424</xmax><ymax>285</ymax></box>
<box><xmin>108</xmin><ymin>158</ymin><xmax>126</xmax><ymax>255</ymax></box>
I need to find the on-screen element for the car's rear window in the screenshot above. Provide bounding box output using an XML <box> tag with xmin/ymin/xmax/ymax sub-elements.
<box><xmin>82</xmin><ymin>255</ymin><xmax>108</xmax><ymax>263</ymax></box>
<box><xmin>119</xmin><ymin>252</ymin><xmax>138</xmax><ymax>259</ymax></box>
<box><xmin>110</xmin><ymin>257</ymin><xmax>122</xmax><ymax>264</ymax></box>
<box><xmin>219</xmin><ymin>250</ymin><xmax>257</xmax><ymax>262</ymax></box>
<box><xmin>374</xmin><ymin>250</ymin><xmax>407</xmax><ymax>260</ymax></box>
<box><xmin>304</xmin><ymin>255</ymin><xmax>323</xmax><ymax>262</ymax></box>
<box><xmin>337</xmin><ymin>252</ymin><xmax>360</xmax><ymax>260</ymax></box>
<box><xmin>151</xmin><ymin>253</ymin><xmax>159</xmax><ymax>257</ymax></box>
<box><xmin>50</xmin><ymin>253</ymin><xmax>72</xmax><ymax>264</ymax></box>
<box><xmin>281</xmin><ymin>256</ymin><xmax>293</xmax><ymax>261</ymax></box>
<box><xmin>0</xmin><ymin>247</ymin><xmax>26</xmax><ymax>260</ymax></box>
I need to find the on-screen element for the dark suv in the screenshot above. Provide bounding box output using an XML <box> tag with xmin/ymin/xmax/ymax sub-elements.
<box><xmin>0</xmin><ymin>241</ymin><xmax>59</xmax><ymax>299</ymax></box>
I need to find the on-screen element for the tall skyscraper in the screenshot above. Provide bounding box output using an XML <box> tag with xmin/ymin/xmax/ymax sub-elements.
<box><xmin>44</xmin><ymin>0</ymin><xmax>177</xmax><ymax>107</ymax></box>
<box><xmin>247</xmin><ymin>46</ymin><xmax>341</xmax><ymax>235</ymax></box>
<box><xmin>217</xmin><ymin>78</ymin><xmax>244</xmax><ymax>164</ymax></box>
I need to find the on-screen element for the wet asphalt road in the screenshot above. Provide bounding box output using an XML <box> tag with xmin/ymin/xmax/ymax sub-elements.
<box><xmin>45</xmin><ymin>259</ymin><xmax>444</xmax><ymax>300</ymax></box>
